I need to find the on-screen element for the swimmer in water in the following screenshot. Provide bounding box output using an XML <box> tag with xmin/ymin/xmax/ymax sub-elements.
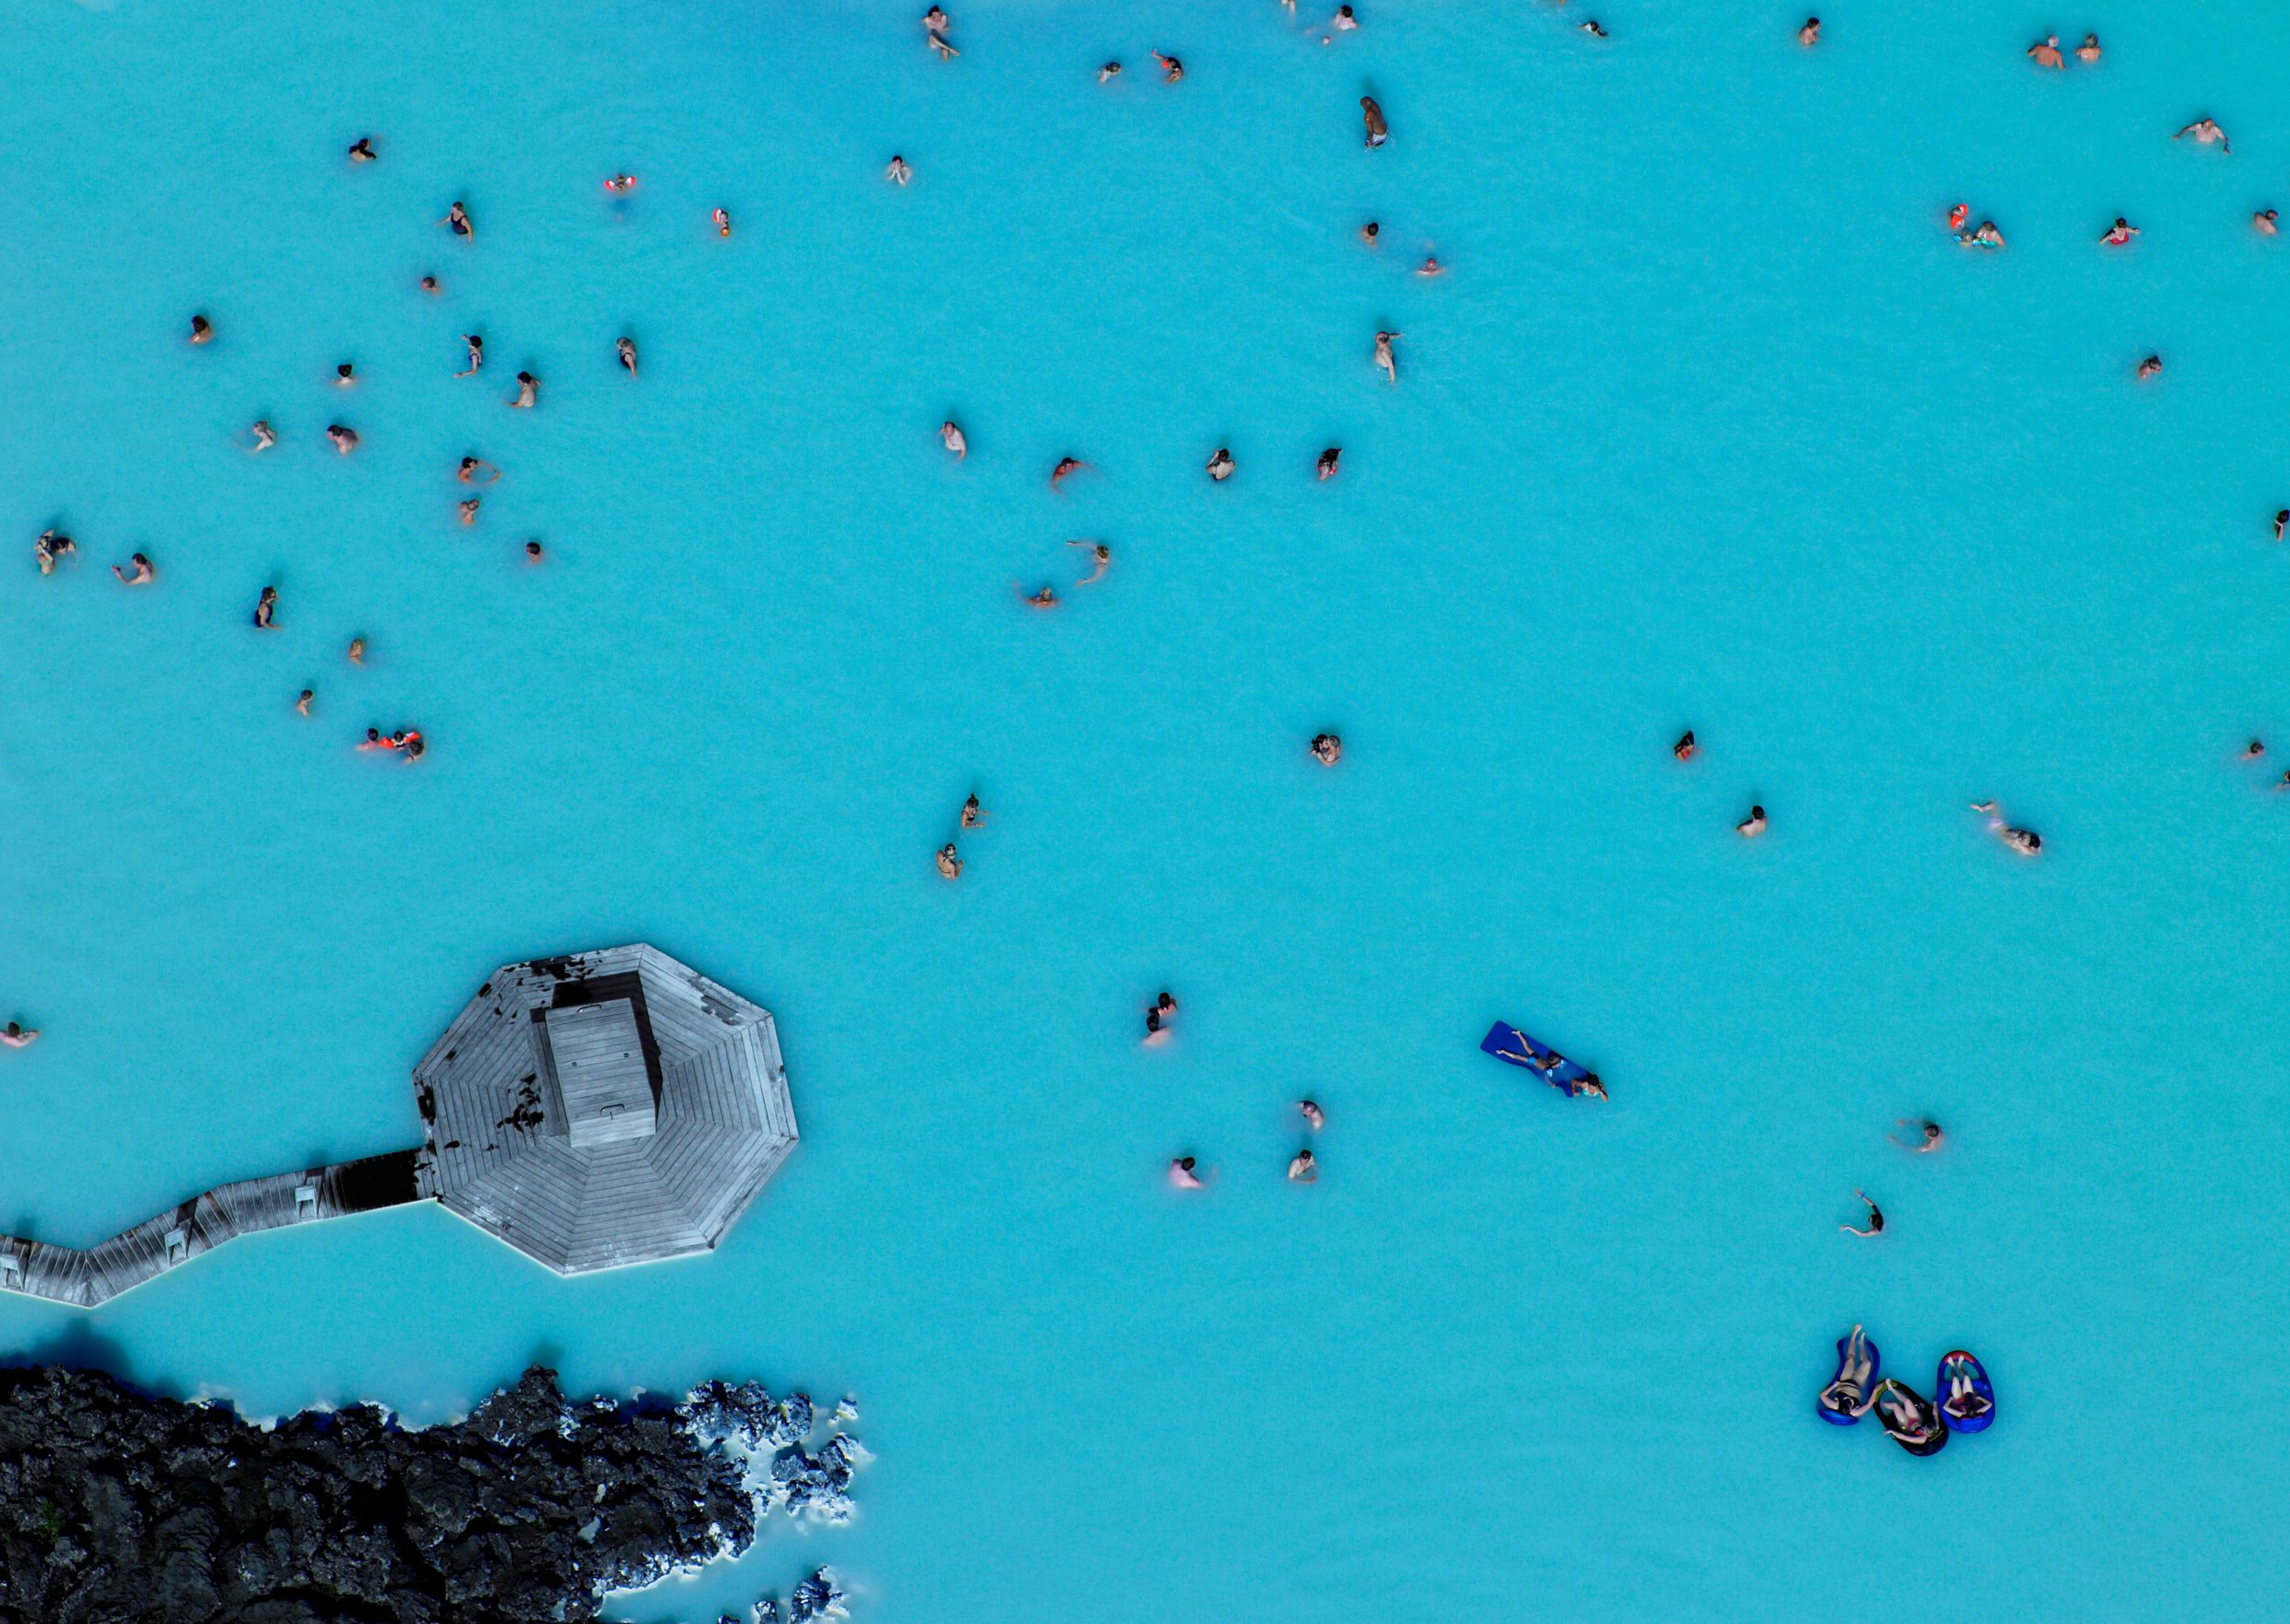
<box><xmin>1100</xmin><ymin>61</ymin><xmax>1121</xmax><ymax>82</ymax></box>
<box><xmin>1169</xmin><ymin>1156</ymin><xmax>1204</xmax><ymax>1190</ymax></box>
<box><xmin>113</xmin><ymin>552</ymin><xmax>154</xmax><ymax>585</ymax></box>
<box><xmin>296</xmin><ymin>688</ymin><xmax>314</xmax><ymax>716</ymax></box>
<box><xmin>400</xmin><ymin>731</ymin><xmax>425</xmax><ymax>761</ymax></box>
<box><xmin>1673</xmin><ymin>730</ymin><xmax>1697</xmax><ymax>761</ymax></box>
<box><xmin>1360</xmin><ymin>221</ymin><xmax>1379</xmax><ymax>246</ymax></box>
<box><xmin>2137</xmin><ymin>354</ymin><xmax>2163</xmax><ymax>380</ymax></box>
<box><xmin>1374</xmin><ymin>330</ymin><xmax>1400</xmax><ymax>383</ymax></box>
<box><xmin>1798</xmin><ymin>16</ymin><xmax>1819</xmax><ymax>46</ymax></box>
<box><xmin>1841</xmin><ymin>1190</ymin><xmax>1884</xmax><ymax>1237</ymax></box>
<box><xmin>1892</xmin><ymin>1118</ymin><xmax>1944</xmax><ymax>1152</ymax></box>
<box><xmin>605</xmin><ymin>173</ymin><xmax>637</xmax><ymax>194</ymax></box>
<box><xmin>616</xmin><ymin>337</ymin><xmax>638</xmax><ymax>376</ymax></box>
<box><xmin>327</xmin><ymin>424</ymin><xmax>358</xmax><ymax>454</ymax></box>
<box><xmin>1299</xmin><ymin>1099</ymin><xmax>1325</xmax><ymax>1130</ymax></box>
<box><xmin>2176</xmin><ymin>117</ymin><xmax>2230</xmax><ymax>154</ymax></box>
<box><xmin>2256</xmin><ymin>210</ymin><xmax>2279</xmax><ymax>235</ymax></box>
<box><xmin>525</xmin><ymin>540</ymin><xmax>544</xmax><ymax>562</ymax></box>
<box><xmin>1311</xmin><ymin>733</ymin><xmax>1342</xmax><ymax>766</ymax></box>
<box><xmin>457</xmin><ymin>497</ymin><xmax>481</xmax><ymax>526</ymax></box>
<box><xmin>420</xmin><ymin>275</ymin><xmax>441</xmax><ymax>295</ymax></box>
<box><xmin>1069</xmin><ymin>540</ymin><xmax>1110</xmax><ymax>584</ymax></box>
<box><xmin>360</xmin><ymin>728</ymin><xmax>398</xmax><ymax>750</ymax></box>
<box><xmin>2274</xmin><ymin>508</ymin><xmax>2285</xmax><ymax>540</ymax></box>
<box><xmin>1020</xmin><ymin>583</ymin><xmax>1059</xmax><ymax>608</ymax></box>
<box><xmin>1144</xmin><ymin>991</ymin><xmax>1178</xmax><ymax>1045</ymax></box>
<box><xmin>1418</xmin><ymin>256</ymin><xmax>1444</xmax><ymax>276</ymax></box>
<box><xmin>253</xmin><ymin>585</ymin><xmax>278</xmax><ymax>629</ymax></box>
<box><xmin>714</xmin><ymin>206</ymin><xmax>732</xmax><ymax>236</ymax></box>
<box><xmin>2077</xmin><ymin>32</ymin><xmax>2101</xmax><ymax>62</ymax></box>
<box><xmin>347</xmin><ymin>638</ymin><xmax>366</xmax><ymax>665</ymax></box>
<box><xmin>1361</xmin><ymin>94</ymin><xmax>1388</xmax><ymax>147</ymax></box>
<box><xmin>1153</xmin><ymin>52</ymin><xmax>1183</xmax><ymax>82</ymax></box>
<box><xmin>1737</xmin><ymin>803</ymin><xmax>1767</xmax><ymax>837</ymax></box>
<box><xmin>1207</xmin><ymin>447</ymin><xmax>1235</xmax><ymax>481</ymax></box>
<box><xmin>2242</xmin><ymin>739</ymin><xmax>2266</xmax><ymax>759</ymax></box>
<box><xmin>1289</xmin><ymin>1149</ymin><xmax>1318</xmax><ymax>1183</ymax></box>
<box><xmin>2100</xmin><ymin>216</ymin><xmax>2140</xmax><ymax>246</ymax></box>
<box><xmin>1317</xmin><ymin>447</ymin><xmax>1341</xmax><ymax>479</ymax></box>
<box><xmin>1334</xmin><ymin>5</ymin><xmax>1357</xmax><ymax>29</ymax></box>
<box><xmin>1580</xmin><ymin>18</ymin><xmax>1607</xmax><ymax>37</ymax></box>
<box><xmin>941</xmin><ymin>420</ymin><xmax>967</xmax><ymax>459</ymax></box>
<box><xmin>457</xmin><ymin>334</ymin><xmax>484</xmax><ymax>376</ymax></box>
<box><xmin>0</xmin><ymin>1023</ymin><xmax>38</xmax><ymax>1050</ymax></box>
<box><xmin>887</xmin><ymin>155</ymin><xmax>912</xmax><ymax>185</ymax></box>
<box><xmin>961</xmin><ymin>793</ymin><xmax>987</xmax><ymax>829</ymax></box>
<box><xmin>1948</xmin><ymin>203</ymin><xmax>1968</xmax><ymax>232</ymax></box>
<box><xmin>458</xmin><ymin>456</ymin><xmax>500</xmax><ymax>484</ymax></box>
<box><xmin>347</xmin><ymin>136</ymin><xmax>377</xmax><ymax>163</ymax></box>
<box><xmin>511</xmin><ymin>371</ymin><xmax>539</xmax><ymax>409</ymax></box>
<box><xmin>246</xmin><ymin>420</ymin><xmax>278</xmax><ymax>452</ymax></box>
<box><xmin>1957</xmin><ymin>219</ymin><xmax>2005</xmax><ymax>249</ymax></box>
<box><xmin>1969</xmin><ymin>801</ymin><xmax>2041</xmax><ymax>856</ymax></box>
<box><xmin>190</xmin><ymin>314</ymin><xmax>214</xmax><ymax>345</ymax></box>
<box><xmin>935</xmin><ymin>842</ymin><xmax>963</xmax><ymax>879</ymax></box>
<box><xmin>2027</xmin><ymin>33</ymin><xmax>2065</xmax><ymax>69</ymax></box>
<box><xmin>443</xmin><ymin>201</ymin><xmax>474</xmax><ymax>239</ymax></box>
<box><xmin>1051</xmin><ymin>456</ymin><xmax>1085</xmax><ymax>489</ymax></box>
<box><xmin>336</xmin><ymin>362</ymin><xmax>356</xmax><ymax>387</ymax></box>
<box><xmin>34</xmin><ymin>530</ymin><xmax>75</xmax><ymax>574</ymax></box>
<box><xmin>924</xmin><ymin>5</ymin><xmax>957</xmax><ymax>59</ymax></box>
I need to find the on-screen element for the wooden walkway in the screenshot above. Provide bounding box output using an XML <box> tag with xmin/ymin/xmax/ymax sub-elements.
<box><xmin>0</xmin><ymin>1150</ymin><xmax>420</xmax><ymax>1309</ymax></box>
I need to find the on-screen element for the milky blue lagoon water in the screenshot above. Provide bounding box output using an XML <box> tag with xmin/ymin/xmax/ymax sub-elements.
<box><xmin>5</xmin><ymin>0</ymin><xmax>2288</xmax><ymax>1616</ymax></box>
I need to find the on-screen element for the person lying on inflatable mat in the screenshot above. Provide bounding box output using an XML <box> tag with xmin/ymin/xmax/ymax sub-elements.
<box><xmin>1821</xmin><ymin>1325</ymin><xmax>1879</xmax><ymax>1419</ymax></box>
<box><xmin>1940</xmin><ymin>1354</ymin><xmax>1992</xmax><ymax>1423</ymax></box>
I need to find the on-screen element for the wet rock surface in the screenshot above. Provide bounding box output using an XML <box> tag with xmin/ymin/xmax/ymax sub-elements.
<box><xmin>0</xmin><ymin>1365</ymin><xmax>863</xmax><ymax>1624</ymax></box>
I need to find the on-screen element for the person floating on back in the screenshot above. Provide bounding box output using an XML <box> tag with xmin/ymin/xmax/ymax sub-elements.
<box><xmin>924</xmin><ymin>6</ymin><xmax>957</xmax><ymax>59</ymax></box>
<box><xmin>1970</xmin><ymin>801</ymin><xmax>2041</xmax><ymax>856</ymax></box>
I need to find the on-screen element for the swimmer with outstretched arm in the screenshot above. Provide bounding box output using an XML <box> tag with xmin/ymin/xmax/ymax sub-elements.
<box><xmin>1069</xmin><ymin>540</ymin><xmax>1110</xmax><ymax>584</ymax></box>
<box><xmin>1841</xmin><ymin>1190</ymin><xmax>1884</xmax><ymax>1237</ymax></box>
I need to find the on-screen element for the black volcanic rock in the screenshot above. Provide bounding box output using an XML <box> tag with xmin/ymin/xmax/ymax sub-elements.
<box><xmin>0</xmin><ymin>1364</ymin><xmax>777</xmax><ymax>1623</ymax></box>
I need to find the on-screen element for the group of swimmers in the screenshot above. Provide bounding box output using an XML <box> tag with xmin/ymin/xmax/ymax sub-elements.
<box><xmin>1167</xmin><ymin>1096</ymin><xmax>1326</xmax><ymax>1190</ymax></box>
<box><xmin>45</xmin><ymin>135</ymin><xmax>636</xmax><ymax>763</ymax></box>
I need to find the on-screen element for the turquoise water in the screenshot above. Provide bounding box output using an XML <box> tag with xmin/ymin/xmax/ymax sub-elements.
<box><xmin>5</xmin><ymin>0</ymin><xmax>2289</xmax><ymax>1615</ymax></box>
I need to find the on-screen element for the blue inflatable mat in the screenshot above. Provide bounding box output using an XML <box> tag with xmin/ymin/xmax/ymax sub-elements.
<box><xmin>1480</xmin><ymin>1022</ymin><xmax>1591</xmax><ymax>1091</ymax></box>
<box><xmin>1816</xmin><ymin>1332</ymin><xmax>1880</xmax><ymax>1425</ymax></box>
<box><xmin>1936</xmin><ymin>1351</ymin><xmax>1994</xmax><ymax>1434</ymax></box>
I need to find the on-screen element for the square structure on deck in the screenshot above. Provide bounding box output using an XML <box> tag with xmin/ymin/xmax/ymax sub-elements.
<box><xmin>545</xmin><ymin>999</ymin><xmax>656</xmax><ymax>1149</ymax></box>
